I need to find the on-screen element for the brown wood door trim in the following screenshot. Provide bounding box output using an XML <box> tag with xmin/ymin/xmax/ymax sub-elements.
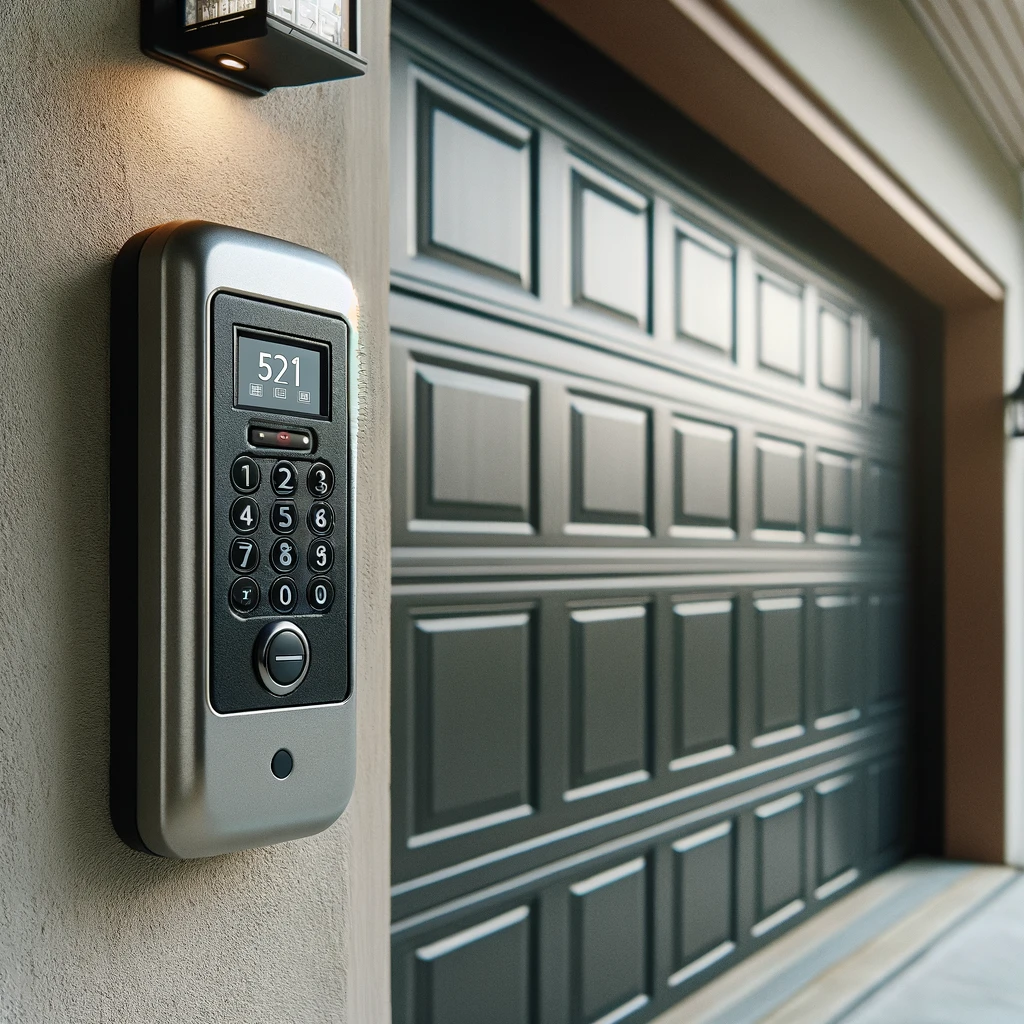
<box><xmin>536</xmin><ymin>0</ymin><xmax>1007</xmax><ymax>862</ymax></box>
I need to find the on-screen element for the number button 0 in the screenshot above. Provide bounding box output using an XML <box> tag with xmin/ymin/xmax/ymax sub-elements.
<box><xmin>230</xmin><ymin>496</ymin><xmax>260</xmax><ymax>534</ymax></box>
<box><xmin>271</xmin><ymin>501</ymin><xmax>297</xmax><ymax>535</ymax></box>
<box><xmin>230</xmin><ymin>577</ymin><xmax>260</xmax><ymax>614</ymax></box>
<box><xmin>271</xmin><ymin>461</ymin><xmax>298</xmax><ymax>496</ymax></box>
<box><xmin>307</xmin><ymin>577</ymin><xmax>335</xmax><ymax>613</ymax></box>
<box><xmin>231</xmin><ymin>455</ymin><xmax>260</xmax><ymax>494</ymax></box>
<box><xmin>307</xmin><ymin>462</ymin><xmax>334</xmax><ymax>498</ymax></box>
<box><xmin>269</xmin><ymin>577</ymin><xmax>297</xmax><ymax>613</ymax></box>
<box><xmin>271</xmin><ymin>538</ymin><xmax>298</xmax><ymax>574</ymax></box>
<box><xmin>229</xmin><ymin>537</ymin><xmax>260</xmax><ymax>573</ymax></box>
<box><xmin>308</xmin><ymin>501</ymin><xmax>334</xmax><ymax>536</ymax></box>
<box><xmin>308</xmin><ymin>539</ymin><xmax>334</xmax><ymax>573</ymax></box>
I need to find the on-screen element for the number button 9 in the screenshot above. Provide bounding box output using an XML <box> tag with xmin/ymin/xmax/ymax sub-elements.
<box><xmin>307</xmin><ymin>462</ymin><xmax>334</xmax><ymax>498</ymax></box>
<box><xmin>271</xmin><ymin>461</ymin><xmax>298</xmax><ymax>496</ymax></box>
<box><xmin>308</xmin><ymin>539</ymin><xmax>334</xmax><ymax>573</ymax></box>
<box><xmin>308</xmin><ymin>501</ymin><xmax>334</xmax><ymax>536</ymax></box>
<box><xmin>231</xmin><ymin>455</ymin><xmax>260</xmax><ymax>494</ymax></box>
<box><xmin>230</xmin><ymin>496</ymin><xmax>260</xmax><ymax>534</ymax></box>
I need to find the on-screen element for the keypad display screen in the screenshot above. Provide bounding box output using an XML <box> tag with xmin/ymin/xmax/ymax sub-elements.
<box><xmin>236</xmin><ymin>334</ymin><xmax>328</xmax><ymax>418</ymax></box>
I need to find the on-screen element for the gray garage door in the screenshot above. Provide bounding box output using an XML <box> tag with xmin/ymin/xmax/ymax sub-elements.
<box><xmin>390</xmin><ymin>11</ymin><xmax>912</xmax><ymax>1024</ymax></box>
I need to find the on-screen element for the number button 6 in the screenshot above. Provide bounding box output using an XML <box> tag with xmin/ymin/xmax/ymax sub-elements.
<box><xmin>308</xmin><ymin>501</ymin><xmax>334</xmax><ymax>536</ymax></box>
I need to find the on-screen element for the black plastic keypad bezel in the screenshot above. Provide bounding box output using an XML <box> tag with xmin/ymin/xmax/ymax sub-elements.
<box><xmin>210</xmin><ymin>292</ymin><xmax>349</xmax><ymax>714</ymax></box>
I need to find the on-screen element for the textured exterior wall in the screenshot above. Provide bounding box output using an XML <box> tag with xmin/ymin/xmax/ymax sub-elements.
<box><xmin>0</xmin><ymin>2</ymin><xmax>391</xmax><ymax>1022</ymax></box>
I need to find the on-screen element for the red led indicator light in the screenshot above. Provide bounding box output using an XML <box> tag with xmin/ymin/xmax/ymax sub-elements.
<box><xmin>278</xmin><ymin>432</ymin><xmax>290</xmax><ymax>444</ymax></box>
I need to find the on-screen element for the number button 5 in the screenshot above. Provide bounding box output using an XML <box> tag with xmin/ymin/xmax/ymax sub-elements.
<box><xmin>271</xmin><ymin>501</ymin><xmax>297</xmax><ymax>535</ymax></box>
<box><xmin>271</xmin><ymin>461</ymin><xmax>298</xmax><ymax>496</ymax></box>
<box><xmin>230</xmin><ymin>496</ymin><xmax>260</xmax><ymax>534</ymax></box>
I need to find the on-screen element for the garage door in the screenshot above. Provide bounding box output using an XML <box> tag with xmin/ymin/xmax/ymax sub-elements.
<box><xmin>390</xmin><ymin>11</ymin><xmax>912</xmax><ymax>1023</ymax></box>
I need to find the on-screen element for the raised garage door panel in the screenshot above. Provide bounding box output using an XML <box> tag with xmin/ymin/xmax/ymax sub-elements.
<box><xmin>391</xmin><ymin>17</ymin><xmax>912</xmax><ymax>1024</ymax></box>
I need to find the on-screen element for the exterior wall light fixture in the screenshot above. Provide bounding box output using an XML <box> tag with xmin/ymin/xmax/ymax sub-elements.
<box><xmin>1007</xmin><ymin>372</ymin><xmax>1024</xmax><ymax>437</ymax></box>
<box><xmin>142</xmin><ymin>0</ymin><xmax>365</xmax><ymax>95</ymax></box>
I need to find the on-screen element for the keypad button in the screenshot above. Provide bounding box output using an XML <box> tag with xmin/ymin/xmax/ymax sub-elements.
<box><xmin>270</xmin><ymin>538</ymin><xmax>299</xmax><ymax>574</ymax></box>
<box><xmin>308</xmin><ymin>501</ymin><xmax>335</xmax><ymax>536</ymax></box>
<box><xmin>271</xmin><ymin>461</ymin><xmax>298</xmax><ymax>496</ymax></box>
<box><xmin>307</xmin><ymin>539</ymin><xmax>335</xmax><ymax>573</ymax></box>
<box><xmin>254</xmin><ymin>622</ymin><xmax>310</xmax><ymax>696</ymax></box>
<box><xmin>269</xmin><ymin>577</ymin><xmax>298</xmax><ymax>613</ymax></box>
<box><xmin>229</xmin><ymin>537</ymin><xmax>260</xmax><ymax>574</ymax></box>
<box><xmin>231</xmin><ymin>455</ymin><xmax>260</xmax><ymax>494</ymax></box>
<box><xmin>270</xmin><ymin>501</ymin><xmax>297</xmax><ymax>535</ymax></box>
<box><xmin>229</xmin><ymin>577</ymin><xmax>260</xmax><ymax>614</ymax></box>
<box><xmin>230</xmin><ymin>496</ymin><xmax>260</xmax><ymax>534</ymax></box>
<box><xmin>307</xmin><ymin>462</ymin><xmax>335</xmax><ymax>498</ymax></box>
<box><xmin>307</xmin><ymin>577</ymin><xmax>335</xmax><ymax>613</ymax></box>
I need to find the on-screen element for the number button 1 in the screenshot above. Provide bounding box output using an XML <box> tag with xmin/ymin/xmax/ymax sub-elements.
<box><xmin>230</xmin><ymin>496</ymin><xmax>260</xmax><ymax>534</ymax></box>
<box><xmin>229</xmin><ymin>537</ymin><xmax>260</xmax><ymax>573</ymax></box>
<box><xmin>231</xmin><ymin>455</ymin><xmax>260</xmax><ymax>494</ymax></box>
<box><xmin>307</xmin><ymin>461</ymin><xmax>334</xmax><ymax>498</ymax></box>
<box><xmin>272</xmin><ymin>461</ymin><xmax>298</xmax><ymax>496</ymax></box>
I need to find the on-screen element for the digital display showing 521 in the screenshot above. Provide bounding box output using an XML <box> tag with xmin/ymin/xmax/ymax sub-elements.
<box><xmin>235</xmin><ymin>333</ymin><xmax>329</xmax><ymax>418</ymax></box>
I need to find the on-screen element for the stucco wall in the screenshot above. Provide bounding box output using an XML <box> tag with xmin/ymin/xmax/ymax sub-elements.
<box><xmin>726</xmin><ymin>0</ymin><xmax>1024</xmax><ymax>866</ymax></box>
<box><xmin>0</xmin><ymin>2</ymin><xmax>391</xmax><ymax>1022</ymax></box>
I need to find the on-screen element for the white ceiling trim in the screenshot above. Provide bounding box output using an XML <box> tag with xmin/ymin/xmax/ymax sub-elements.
<box><xmin>905</xmin><ymin>0</ymin><xmax>1024</xmax><ymax>167</ymax></box>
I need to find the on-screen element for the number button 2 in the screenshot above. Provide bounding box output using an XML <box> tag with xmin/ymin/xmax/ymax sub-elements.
<box><xmin>271</xmin><ymin>461</ymin><xmax>298</xmax><ymax>496</ymax></box>
<box><xmin>307</xmin><ymin>462</ymin><xmax>334</xmax><ymax>498</ymax></box>
<box><xmin>231</xmin><ymin>455</ymin><xmax>260</xmax><ymax>494</ymax></box>
<box><xmin>308</xmin><ymin>539</ymin><xmax>334</xmax><ymax>573</ymax></box>
<box><xmin>308</xmin><ymin>501</ymin><xmax>334</xmax><ymax>536</ymax></box>
<box><xmin>230</xmin><ymin>496</ymin><xmax>260</xmax><ymax>534</ymax></box>
<box><xmin>229</xmin><ymin>537</ymin><xmax>260</xmax><ymax>573</ymax></box>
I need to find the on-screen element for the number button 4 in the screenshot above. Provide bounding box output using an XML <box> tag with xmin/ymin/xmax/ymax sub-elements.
<box><xmin>271</xmin><ymin>461</ymin><xmax>298</xmax><ymax>496</ymax></box>
<box><xmin>230</xmin><ymin>496</ymin><xmax>260</xmax><ymax>534</ymax></box>
<box><xmin>229</xmin><ymin>537</ymin><xmax>260</xmax><ymax>573</ymax></box>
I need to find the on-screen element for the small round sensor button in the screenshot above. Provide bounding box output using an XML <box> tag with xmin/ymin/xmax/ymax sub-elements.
<box><xmin>271</xmin><ymin>749</ymin><xmax>293</xmax><ymax>780</ymax></box>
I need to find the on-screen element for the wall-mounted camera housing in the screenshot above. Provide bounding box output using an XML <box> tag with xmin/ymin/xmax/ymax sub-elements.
<box><xmin>142</xmin><ymin>0</ymin><xmax>366</xmax><ymax>95</ymax></box>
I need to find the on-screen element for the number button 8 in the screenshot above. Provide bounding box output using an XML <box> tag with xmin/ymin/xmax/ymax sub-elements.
<box><xmin>271</xmin><ymin>538</ymin><xmax>297</xmax><ymax>574</ymax></box>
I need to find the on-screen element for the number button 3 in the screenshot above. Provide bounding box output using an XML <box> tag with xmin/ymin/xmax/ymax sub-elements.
<box><xmin>271</xmin><ymin>461</ymin><xmax>298</xmax><ymax>496</ymax></box>
<box><xmin>307</xmin><ymin>462</ymin><xmax>334</xmax><ymax>498</ymax></box>
<box><xmin>230</xmin><ymin>496</ymin><xmax>260</xmax><ymax>534</ymax></box>
<box><xmin>230</xmin><ymin>537</ymin><xmax>260</xmax><ymax>573</ymax></box>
